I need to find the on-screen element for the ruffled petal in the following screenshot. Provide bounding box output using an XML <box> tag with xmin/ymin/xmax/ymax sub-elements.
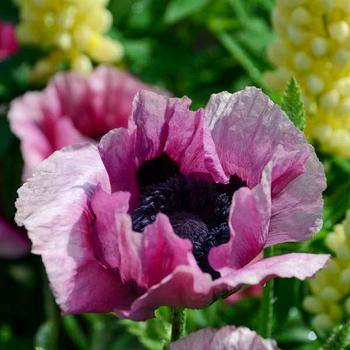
<box><xmin>169</xmin><ymin>328</ymin><xmax>216</xmax><ymax>350</ymax></box>
<box><xmin>215</xmin><ymin>253</ymin><xmax>329</xmax><ymax>292</ymax></box>
<box><xmin>142</xmin><ymin>213</ymin><xmax>196</xmax><ymax>286</ymax></box>
<box><xmin>15</xmin><ymin>144</ymin><xmax>130</xmax><ymax>313</ymax></box>
<box><xmin>209</xmin><ymin>164</ymin><xmax>271</xmax><ymax>271</ymax></box>
<box><xmin>210</xmin><ymin>326</ymin><xmax>279</xmax><ymax>350</ymax></box>
<box><xmin>8</xmin><ymin>92</ymin><xmax>63</xmax><ymax>179</ymax></box>
<box><xmin>88</xmin><ymin>66</ymin><xmax>154</xmax><ymax>133</ymax></box>
<box><xmin>267</xmin><ymin>154</ymin><xmax>325</xmax><ymax>246</ymax></box>
<box><xmin>205</xmin><ymin>88</ymin><xmax>309</xmax><ymax>187</ymax></box>
<box><xmin>8</xmin><ymin>66</ymin><xmax>152</xmax><ymax>179</ymax></box>
<box><xmin>98</xmin><ymin>128</ymin><xmax>138</xmax><ymax>198</ymax></box>
<box><xmin>170</xmin><ymin>326</ymin><xmax>279</xmax><ymax>350</ymax></box>
<box><xmin>132</xmin><ymin>90</ymin><xmax>227</xmax><ymax>182</ymax></box>
<box><xmin>118</xmin><ymin>265</ymin><xmax>213</xmax><ymax>321</ymax></box>
<box><xmin>90</xmin><ymin>187</ymin><xmax>130</xmax><ymax>269</ymax></box>
<box><xmin>0</xmin><ymin>217</ymin><xmax>30</xmax><ymax>259</ymax></box>
<box><xmin>205</xmin><ymin>87</ymin><xmax>325</xmax><ymax>244</ymax></box>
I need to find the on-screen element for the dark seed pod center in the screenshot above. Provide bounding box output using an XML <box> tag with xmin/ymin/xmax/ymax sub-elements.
<box><xmin>131</xmin><ymin>154</ymin><xmax>245</xmax><ymax>279</ymax></box>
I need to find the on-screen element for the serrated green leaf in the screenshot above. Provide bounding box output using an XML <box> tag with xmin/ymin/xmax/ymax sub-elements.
<box><xmin>281</xmin><ymin>78</ymin><xmax>306</xmax><ymax>131</ymax></box>
<box><xmin>164</xmin><ymin>0</ymin><xmax>210</xmax><ymax>24</ymax></box>
<box><xmin>322</xmin><ymin>320</ymin><xmax>350</xmax><ymax>350</ymax></box>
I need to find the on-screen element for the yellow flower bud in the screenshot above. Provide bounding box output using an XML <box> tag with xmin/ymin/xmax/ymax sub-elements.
<box><xmin>266</xmin><ymin>0</ymin><xmax>350</xmax><ymax>158</ymax></box>
<box><xmin>312</xmin><ymin>314</ymin><xmax>335</xmax><ymax>332</ymax></box>
<box><xmin>329</xmin><ymin>21</ymin><xmax>350</xmax><ymax>43</ymax></box>
<box><xmin>303</xmin><ymin>296</ymin><xmax>324</xmax><ymax>313</ymax></box>
<box><xmin>328</xmin><ymin>304</ymin><xmax>343</xmax><ymax>321</ymax></box>
<box><xmin>16</xmin><ymin>0</ymin><xmax>123</xmax><ymax>81</ymax></box>
<box><xmin>321</xmin><ymin>287</ymin><xmax>342</xmax><ymax>302</ymax></box>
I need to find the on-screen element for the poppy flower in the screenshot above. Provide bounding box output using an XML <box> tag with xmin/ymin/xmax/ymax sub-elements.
<box><xmin>0</xmin><ymin>21</ymin><xmax>18</xmax><ymax>61</ymax></box>
<box><xmin>15</xmin><ymin>88</ymin><xmax>329</xmax><ymax>320</ymax></box>
<box><xmin>8</xmin><ymin>65</ymin><xmax>158</xmax><ymax>179</ymax></box>
<box><xmin>169</xmin><ymin>326</ymin><xmax>279</xmax><ymax>350</ymax></box>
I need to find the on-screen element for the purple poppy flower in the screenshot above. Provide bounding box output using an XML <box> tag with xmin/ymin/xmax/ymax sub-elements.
<box><xmin>0</xmin><ymin>216</ymin><xmax>30</xmax><ymax>259</ymax></box>
<box><xmin>8</xmin><ymin>65</ymin><xmax>157</xmax><ymax>179</ymax></box>
<box><xmin>0</xmin><ymin>22</ymin><xmax>18</xmax><ymax>61</ymax></box>
<box><xmin>169</xmin><ymin>326</ymin><xmax>279</xmax><ymax>350</ymax></box>
<box><xmin>15</xmin><ymin>88</ymin><xmax>329</xmax><ymax>320</ymax></box>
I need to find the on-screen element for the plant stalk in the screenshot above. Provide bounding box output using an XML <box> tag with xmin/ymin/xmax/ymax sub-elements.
<box><xmin>259</xmin><ymin>246</ymin><xmax>275</xmax><ymax>338</ymax></box>
<box><xmin>170</xmin><ymin>307</ymin><xmax>187</xmax><ymax>342</ymax></box>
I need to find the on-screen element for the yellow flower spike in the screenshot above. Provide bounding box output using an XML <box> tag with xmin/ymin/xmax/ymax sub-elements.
<box><xmin>71</xmin><ymin>54</ymin><xmax>93</xmax><ymax>76</ymax></box>
<box><xmin>304</xmin><ymin>210</ymin><xmax>350</xmax><ymax>332</ymax></box>
<box><xmin>303</xmin><ymin>296</ymin><xmax>324</xmax><ymax>314</ymax></box>
<box><xmin>312</xmin><ymin>314</ymin><xmax>335</xmax><ymax>333</ymax></box>
<box><xmin>266</xmin><ymin>0</ymin><xmax>350</xmax><ymax>157</ymax></box>
<box><xmin>16</xmin><ymin>0</ymin><xmax>123</xmax><ymax>81</ymax></box>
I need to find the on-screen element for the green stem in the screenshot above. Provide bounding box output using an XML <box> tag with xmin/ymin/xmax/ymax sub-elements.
<box><xmin>212</xmin><ymin>30</ymin><xmax>268</xmax><ymax>91</ymax></box>
<box><xmin>170</xmin><ymin>308</ymin><xmax>187</xmax><ymax>342</ymax></box>
<box><xmin>63</xmin><ymin>316</ymin><xmax>88</xmax><ymax>350</ymax></box>
<box><xmin>259</xmin><ymin>246</ymin><xmax>275</xmax><ymax>338</ymax></box>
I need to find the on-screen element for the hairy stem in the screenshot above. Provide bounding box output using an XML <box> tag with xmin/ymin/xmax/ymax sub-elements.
<box><xmin>259</xmin><ymin>246</ymin><xmax>275</xmax><ymax>338</ymax></box>
<box><xmin>170</xmin><ymin>307</ymin><xmax>187</xmax><ymax>342</ymax></box>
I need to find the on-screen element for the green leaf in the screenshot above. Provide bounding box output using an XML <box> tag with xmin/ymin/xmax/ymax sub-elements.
<box><xmin>213</xmin><ymin>31</ymin><xmax>267</xmax><ymax>89</ymax></box>
<box><xmin>34</xmin><ymin>321</ymin><xmax>58</xmax><ymax>350</ymax></box>
<box><xmin>62</xmin><ymin>316</ymin><xmax>88</xmax><ymax>350</ymax></box>
<box><xmin>164</xmin><ymin>0</ymin><xmax>210</xmax><ymax>24</ymax></box>
<box><xmin>120</xmin><ymin>307</ymin><xmax>171</xmax><ymax>350</ymax></box>
<box><xmin>321</xmin><ymin>320</ymin><xmax>350</xmax><ymax>350</ymax></box>
<box><xmin>0</xmin><ymin>1</ymin><xmax>18</xmax><ymax>22</ymax></box>
<box><xmin>281</xmin><ymin>77</ymin><xmax>306</xmax><ymax>131</ymax></box>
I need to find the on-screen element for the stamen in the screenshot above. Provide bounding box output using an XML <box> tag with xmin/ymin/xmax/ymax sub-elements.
<box><xmin>131</xmin><ymin>154</ymin><xmax>245</xmax><ymax>279</ymax></box>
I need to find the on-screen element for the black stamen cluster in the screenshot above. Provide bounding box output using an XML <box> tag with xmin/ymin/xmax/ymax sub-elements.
<box><xmin>131</xmin><ymin>155</ymin><xmax>245</xmax><ymax>279</ymax></box>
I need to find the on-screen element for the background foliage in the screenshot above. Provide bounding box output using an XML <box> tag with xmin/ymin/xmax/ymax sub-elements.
<box><xmin>0</xmin><ymin>0</ymin><xmax>348</xmax><ymax>349</ymax></box>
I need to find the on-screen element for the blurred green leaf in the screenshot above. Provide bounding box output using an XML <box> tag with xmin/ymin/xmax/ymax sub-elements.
<box><xmin>281</xmin><ymin>78</ymin><xmax>306</xmax><ymax>131</ymax></box>
<box><xmin>0</xmin><ymin>116</ymin><xmax>14</xmax><ymax>157</ymax></box>
<box><xmin>121</xmin><ymin>307</ymin><xmax>170</xmax><ymax>350</ymax></box>
<box><xmin>164</xmin><ymin>0</ymin><xmax>210</xmax><ymax>24</ymax></box>
<box><xmin>213</xmin><ymin>30</ymin><xmax>267</xmax><ymax>89</ymax></box>
<box><xmin>322</xmin><ymin>320</ymin><xmax>350</xmax><ymax>350</ymax></box>
<box><xmin>0</xmin><ymin>1</ymin><xmax>18</xmax><ymax>22</ymax></box>
<box><xmin>62</xmin><ymin>316</ymin><xmax>88</xmax><ymax>350</ymax></box>
<box><xmin>34</xmin><ymin>321</ymin><xmax>58</xmax><ymax>350</ymax></box>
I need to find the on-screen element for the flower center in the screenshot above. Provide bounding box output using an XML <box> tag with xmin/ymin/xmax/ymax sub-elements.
<box><xmin>131</xmin><ymin>154</ymin><xmax>246</xmax><ymax>278</ymax></box>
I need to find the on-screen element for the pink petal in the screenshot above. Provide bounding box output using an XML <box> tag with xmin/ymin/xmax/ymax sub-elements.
<box><xmin>205</xmin><ymin>88</ymin><xmax>309</xmax><ymax>187</ymax></box>
<box><xmin>0</xmin><ymin>22</ymin><xmax>18</xmax><ymax>60</ymax></box>
<box><xmin>98</xmin><ymin>128</ymin><xmax>139</xmax><ymax>198</ymax></box>
<box><xmin>132</xmin><ymin>90</ymin><xmax>227</xmax><ymax>182</ymax></box>
<box><xmin>267</xmin><ymin>155</ymin><xmax>325</xmax><ymax>246</ymax></box>
<box><xmin>114</xmin><ymin>213</ymin><xmax>144</xmax><ymax>286</ymax></box>
<box><xmin>209</xmin><ymin>164</ymin><xmax>271</xmax><ymax>271</ymax></box>
<box><xmin>169</xmin><ymin>328</ymin><xmax>216</xmax><ymax>350</ymax></box>
<box><xmin>210</xmin><ymin>327</ymin><xmax>279</xmax><ymax>350</ymax></box>
<box><xmin>8</xmin><ymin>92</ymin><xmax>60</xmax><ymax>179</ymax></box>
<box><xmin>8</xmin><ymin>66</ymin><xmax>154</xmax><ymax>179</ymax></box>
<box><xmin>15</xmin><ymin>144</ymin><xmax>129</xmax><ymax>313</ymax></box>
<box><xmin>88</xmin><ymin>66</ymin><xmax>154</xmax><ymax>134</ymax></box>
<box><xmin>215</xmin><ymin>253</ymin><xmax>329</xmax><ymax>291</ymax></box>
<box><xmin>170</xmin><ymin>326</ymin><xmax>279</xmax><ymax>350</ymax></box>
<box><xmin>118</xmin><ymin>265</ymin><xmax>213</xmax><ymax>320</ymax></box>
<box><xmin>90</xmin><ymin>187</ymin><xmax>131</xmax><ymax>269</ymax></box>
<box><xmin>0</xmin><ymin>217</ymin><xmax>30</xmax><ymax>259</ymax></box>
<box><xmin>205</xmin><ymin>88</ymin><xmax>325</xmax><ymax>244</ymax></box>
<box><xmin>142</xmin><ymin>213</ymin><xmax>195</xmax><ymax>286</ymax></box>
